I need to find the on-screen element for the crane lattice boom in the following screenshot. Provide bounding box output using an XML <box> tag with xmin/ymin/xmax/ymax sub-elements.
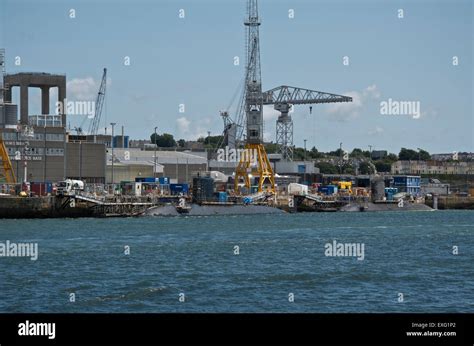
<box><xmin>263</xmin><ymin>85</ymin><xmax>352</xmax><ymax>105</ymax></box>
<box><xmin>88</xmin><ymin>68</ymin><xmax>107</xmax><ymax>136</ymax></box>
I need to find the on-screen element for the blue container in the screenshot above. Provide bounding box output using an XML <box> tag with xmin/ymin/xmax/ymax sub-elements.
<box><xmin>318</xmin><ymin>185</ymin><xmax>337</xmax><ymax>195</ymax></box>
<box><xmin>250</xmin><ymin>186</ymin><xmax>259</xmax><ymax>194</ymax></box>
<box><xmin>170</xmin><ymin>183</ymin><xmax>189</xmax><ymax>195</ymax></box>
<box><xmin>326</xmin><ymin>185</ymin><xmax>336</xmax><ymax>194</ymax></box>
<box><xmin>218</xmin><ymin>192</ymin><xmax>228</xmax><ymax>202</ymax></box>
<box><xmin>113</xmin><ymin>135</ymin><xmax>129</xmax><ymax>149</ymax></box>
<box><xmin>135</xmin><ymin>177</ymin><xmax>157</xmax><ymax>183</ymax></box>
<box><xmin>159</xmin><ymin>177</ymin><xmax>170</xmax><ymax>185</ymax></box>
<box><xmin>384</xmin><ymin>187</ymin><xmax>398</xmax><ymax>200</ymax></box>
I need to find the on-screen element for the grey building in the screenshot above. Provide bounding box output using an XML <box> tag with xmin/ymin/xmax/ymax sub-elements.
<box><xmin>1</xmin><ymin>72</ymin><xmax>106</xmax><ymax>183</ymax></box>
<box><xmin>371</xmin><ymin>150</ymin><xmax>387</xmax><ymax>160</ymax></box>
<box><xmin>107</xmin><ymin>148</ymin><xmax>207</xmax><ymax>183</ymax></box>
<box><xmin>4</xmin><ymin>72</ymin><xmax>66</xmax><ymax>126</ymax></box>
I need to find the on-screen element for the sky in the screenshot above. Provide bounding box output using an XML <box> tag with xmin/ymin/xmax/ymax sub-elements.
<box><xmin>0</xmin><ymin>0</ymin><xmax>472</xmax><ymax>154</ymax></box>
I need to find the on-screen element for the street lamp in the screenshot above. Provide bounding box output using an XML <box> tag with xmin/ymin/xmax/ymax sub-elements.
<box><xmin>339</xmin><ymin>142</ymin><xmax>343</xmax><ymax>174</ymax></box>
<box><xmin>154</xmin><ymin>126</ymin><xmax>158</xmax><ymax>178</ymax></box>
<box><xmin>110</xmin><ymin>122</ymin><xmax>116</xmax><ymax>187</ymax></box>
<box><xmin>304</xmin><ymin>139</ymin><xmax>307</xmax><ymax>161</ymax></box>
<box><xmin>304</xmin><ymin>139</ymin><xmax>307</xmax><ymax>184</ymax></box>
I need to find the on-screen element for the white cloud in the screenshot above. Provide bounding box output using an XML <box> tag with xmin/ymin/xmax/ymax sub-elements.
<box><xmin>420</xmin><ymin>108</ymin><xmax>439</xmax><ymax>120</ymax></box>
<box><xmin>263</xmin><ymin>131</ymin><xmax>273</xmax><ymax>142</ymax></box>
<box><xmin>175</xmin><ymin>116</ymin><xmax>209</xmax><ymax>140</ymax></box>
<box><xmin>325</xmin><ymin>90</ymin><xmax>363</xmax><ymax>121</ymax></box>
<box><xmin>66</xmin><ymin>77</ymin><xmax>111</xmax><ymax>101</ymax></box>
<box><xmin>325</xmin><ymin>84</ymin><xmax>381</xmax><ymax>122</ymax></box>
<box><xmin>176</xmin><ymin>116</ymin><xmax>190</xmax><ymax>133</ymax></box>
<box><xmin>263</xmin><ymin>104</ymin><xmax>281</xmax><ymax>122</ymax></box>
<box><xmin>363</xmin><ymin>84</ymin><xmax>381</xmax><ymax>99</ymax></box>
<box><xmin>368</xmin><ymin>126</ymin><xmax>384</xmax><ymax>135</ymax></box>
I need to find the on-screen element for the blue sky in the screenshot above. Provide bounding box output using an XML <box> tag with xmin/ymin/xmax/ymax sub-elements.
<box><xmin>1</xmin><ymin>0</ymin><xmax>472</xmax><ymax>153</ymax></box>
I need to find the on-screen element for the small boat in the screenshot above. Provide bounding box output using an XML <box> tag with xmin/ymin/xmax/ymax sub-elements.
<box><xmin>176</xmin><ymin>196</ymin><xmax>192</xmax><ymax>214</ymax></box>
<box><xmin>176</xmin><ymin>204</ymin><xmax>192</xmax><ymax>214</ymax></box>
<box><xmin>393</xmin><ymin>192</ymin><xmax>408</xmax><ymax>200</ymax></box>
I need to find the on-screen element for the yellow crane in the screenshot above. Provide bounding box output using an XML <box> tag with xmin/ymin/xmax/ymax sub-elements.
<box><xmin>0</xmin><ymin>133</ymin><xmax>16</xmax><ymax>183</ymax></box>
<box><xmin>0</xmin><ymin>49</ymin><xmax>15</xmax><ymax>184</ymax></box>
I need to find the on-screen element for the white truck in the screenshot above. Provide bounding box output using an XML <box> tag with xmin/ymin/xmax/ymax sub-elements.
<box><xmin>56</xmin><ymin>179</ymin><xmax>84</xmax><ymax>196</ymax></box>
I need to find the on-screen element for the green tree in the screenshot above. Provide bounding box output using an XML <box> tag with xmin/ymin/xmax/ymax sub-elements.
<box><xmin>150</xmin><ymin>133</ymin><xmax>177</xmax><ymax>147</ymax></box>
<box><xmin>197</xmin><ymin>135</ymin><xmax>222</xmax><ymax>148</ymax></box>
<box><xmin>316</xmin><ymin>162</ymin><xmax>339</xmax><ymax>174</ymax></box>
<box><xmin>399</xmin><ymin>148</ymin><xmax>430</xmax><ymax>161</ymax></box>
<box><xmin>293</xmin><ymin>147</ymin><xmax>306</xmax><ymax>160</ymax></box>
<box><xmin>350</xmin><ymin>148</ymin><xmax>364</xmax><ymax>157</ymax></box>
<box><xmin>177</xmin><ymin>139</ymin><xmax>186</xmax><ymax>148</ymax></box>
<box><xmin>387</xmin><ymin>153</ymin><xmax>398</xmax><ymax>161</ymax></box>
<box><xmin>375</xmin><ymin>161</ymin><xmax>392</xmax><ymax>172</ymax></box>
<box><xmin>327</xmin><ymin>148</ymin><xmax>344</xmax><ymax>157</ymax></box>
<box><xmin>359</xmin><ymin>162</ymin><xmax>372</xmax><ymax>174</ymax></box>
<box><xmin>310</xmin><ymin>146</ymin><xmax>324</xmax><ymax>159</ymax></box>
<box><xmin>264</xmin><ymin>143</ymin><xmax>279</xmax><ymax>154</ymax></box>
<box><xmin>343</xmin><ymin>164</ymin><xmax>355</xmax><ymax>175</ymax></box>
<box><xmin>419</xmin><ymin>149</ymin><xmax>431</xmax><ymax>161</ymax></box>
<box><xmin>399</xmin><ymin>148</ymin><xmax>418</xmax><ymax>160</ymax></box>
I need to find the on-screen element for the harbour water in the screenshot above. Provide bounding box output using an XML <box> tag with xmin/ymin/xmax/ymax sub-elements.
<box><xmin>0</xmin><ymin>210</ymin><xmax>473</xmax><ymax>313</ymax></box>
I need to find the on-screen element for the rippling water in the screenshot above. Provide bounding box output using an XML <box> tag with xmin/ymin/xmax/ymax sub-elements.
<box><xmin>0</xmin><ymin>211</ymin><xmax>473</xmax><ymax>312</ymax></box>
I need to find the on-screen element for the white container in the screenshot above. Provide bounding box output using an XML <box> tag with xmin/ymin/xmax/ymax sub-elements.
<box><xmin>288</xmin><ymin>183</ymin><xmax>308</xmax><ymax>196</ymax></box>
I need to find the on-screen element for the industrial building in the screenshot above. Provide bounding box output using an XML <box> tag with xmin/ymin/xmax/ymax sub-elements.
<box><xmin>1</xmin><ymin>70</ymin><xmax>106</xmax><ymax>183</ymax></box>
<box><xmin>421</xmin><ymin>178</ymin><xmax>450</xmax><ymax>196</ymax></box>
<box><xmin>392</xmin><ymin>175</ymin><xmax>421</xmax><ymax>196</ymax></box>
<box><xmin>106</xmin><ymin>148</ymin><xmax>208</xmax><ymax>183</ymax></box>
<box><xmin>392</xmin><ymin>160</ymin><xmax>474</xmax><ymax>175</ymax></box>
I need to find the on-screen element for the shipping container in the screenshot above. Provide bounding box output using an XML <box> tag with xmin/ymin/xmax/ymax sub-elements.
<box><xmin>30</xmin><ymin>182</ymin><xmax>53</xmax><ymax>196</ymax></box>
<box><xmin>192</xmin><ymin>177</ymin><xmax>214</xmax><ymax>202</ymax></box>
<box><xmin>135</xmin><ymin>177</ymin><xmax>157</xmax><ymax>183</ymax></box>
<box><xmin>318</xmin><ymin>185</ymin><xmax>337</xmax><ymax>195</ymax></box>
<box><xmin>218</xmin><ymin>191</ymin><xmax>228</xmax><ymax>202</ymax></box>
<box><xmin>170</xmin><ymin>183</ymin><xmax>189</xmax><ymax>195</ymax></box>
<box><xmin>158</xmin><ymin>177</ymin><xmax>170</xmax><ymax>185</ymax></box>
<box><xmin>288</xmin><ymin>183</ymin><xmax>308</xmax><ymax>196</ymax></box>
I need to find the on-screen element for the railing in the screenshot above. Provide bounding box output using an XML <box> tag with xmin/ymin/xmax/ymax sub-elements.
<box><xmin>28</xmin><ymin>115</ymin><xmax>62</xmax><ymax>127</ymax></box>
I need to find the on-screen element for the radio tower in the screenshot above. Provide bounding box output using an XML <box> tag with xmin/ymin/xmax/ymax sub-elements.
<box><xmin>234</xmin><ymin>0</ymin><xmax>275</xmax><ymax>194</ymax></box>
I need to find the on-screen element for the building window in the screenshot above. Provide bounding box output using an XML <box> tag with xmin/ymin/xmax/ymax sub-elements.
<box><xmin>46</xmin><ymin>133</ymin><xmax>64</xmax><ymax>141</ymax></box>
<box><xmin>46</xmin><ymin>148</ymin><xmax>64</xmax><ymax>156</ymax></box>
<box><xmin>1</xmin><ymin>132</ymin><xmax>17</xmax><ymax>140</ymax></box>
<box><xmin>29</xmin><ymin>115</ymin><xmax>62</xmax><ymax>127</ymax></box>
<box><xmin>33</xmin><ymin>133</ymin><xmax>45</xmax><ymax>141</ymax></box>
<box><xmin>26</xmin><ymin>147</ymin><xmax>44</xmax><ymax>155</ymax></box>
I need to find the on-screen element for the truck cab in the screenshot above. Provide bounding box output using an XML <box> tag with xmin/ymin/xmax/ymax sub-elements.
<box><xmin>56</xmin><ymin>179</ymin><xmax>84</xmax><ymax>196</ymax></box>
